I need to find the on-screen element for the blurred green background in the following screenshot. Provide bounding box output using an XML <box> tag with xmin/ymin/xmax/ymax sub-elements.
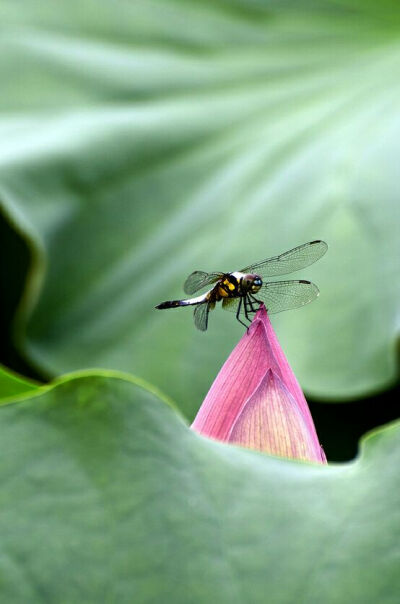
<box><xmin>0</xmin><ymin>2</ymin><xmax>399</xmax><ymax>602</ymax></box>
<box><xmin>0</xmin><ymin>0</ymin><xmax>399</xmax><ymax>462</ymax></box>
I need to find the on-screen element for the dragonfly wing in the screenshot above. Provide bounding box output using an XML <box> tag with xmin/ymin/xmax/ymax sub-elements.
<box><xmin>241</xmin><ymin>240</ymin><xmax>327</xmax><ymax>278</ymax></box>
<box><xmin>221</xmin><ymin>297</ymin><xmax>240</xmax><ymax>313</ymax></box>
<box><xmin>254</xmin><ymin>280</ymin><xmax>319</xmax><ymax>314</ymax></box>
<box><xmin>183</xmin><ymin>271</ymin><xmax>223</xmax><ymax>295</ymax></box>
<box><xmin>193</xmin><ymin>303</ymin><xmax>210</xmax><ymax>331</ymax></box>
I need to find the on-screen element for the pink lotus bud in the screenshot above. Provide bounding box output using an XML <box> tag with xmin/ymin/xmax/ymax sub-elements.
<box><xmin>191</xmin><ymin>305</ymin><xmax>327</xmax><ymax>464</ymax></box>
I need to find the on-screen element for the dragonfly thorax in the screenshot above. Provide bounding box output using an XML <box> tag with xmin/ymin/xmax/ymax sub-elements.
<box><xmin>231</xmin><ymin>271</ymin><xmax>262</xmax><ymax>294</ymax></box>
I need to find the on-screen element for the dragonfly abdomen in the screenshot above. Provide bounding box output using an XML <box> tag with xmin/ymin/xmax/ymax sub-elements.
<box><xmin>156</xmin><ymin>292</ymin><xmax>208</xmax><ymax>310</ymax></box>
<box><xmin>156</xmin><ymin>300</ymin><xmax>186</xmax><ymax>309</ymax></box>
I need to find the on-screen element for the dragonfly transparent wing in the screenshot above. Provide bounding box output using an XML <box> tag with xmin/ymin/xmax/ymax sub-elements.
<box><xmin>184</xmin><ymin>271</ymin><xmax>223</xmax><ymax>295</ymax></box>
<box><xmin>240</xmin><ymin>240</ymin><xmax>327</xmax><ymax>278</ymax></box>
<box><xmin>253</xmin><ymin>280</ymin><xmax>319</xmax><ymax>314</ymax></box>
<box><xmin>193</xmin><ymin>303</ymin><xmax>210</xmax><ymax>331</ymax></box>
<box><xmin>221</xmin><ymin>297</ymin><xmax>240</xmax><ymax>313</ymax></box>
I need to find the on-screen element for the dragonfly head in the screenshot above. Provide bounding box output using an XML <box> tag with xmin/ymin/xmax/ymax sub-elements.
<box><xmin>243</xmin><ymin>274</ymin><xmax>262</xmax><ymax>293</ymax></box>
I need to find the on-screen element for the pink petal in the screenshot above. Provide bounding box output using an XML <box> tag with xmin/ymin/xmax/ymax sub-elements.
<box><xmin>191</xmin><ymin>311</ymin><xmax>280</xmax><ymax>440</ymax></box>
<box><xmin>191</xmin><ymin>305</ymin><xmax>327</xmax><ymax>464</ymax></box>
<box><xmin>258</xmin><ymin>306</ymin><xmax>324</xmax><ymax>457</ymax></box>
<box><xmin>229</xmin><ymin>369</ymin><xmax>325</xmax><ymax>463</ymax></box>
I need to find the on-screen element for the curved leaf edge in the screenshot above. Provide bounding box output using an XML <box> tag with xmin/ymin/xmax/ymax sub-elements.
<box><xmin>305</xmin><ymin>373</ymin><xmax>400</xmax><ymax>403</ymax></box>
<box><xmin>0</xmin><ymin>362</ymin><xmax>41</xmax><ymax>400</ymax></box>
<box><xmin>1</xmin><ymin>367</ymin><xmax>398</xmax><ymax>471</ymax></box>
<box><xmin>0</xmin><ymin>191</ymin><xmax>46</xmax><ymax>364</ymax></box>
<box><xmin>0</xmin><ymin>367</ymin><xmax>178</xmax><ymax>412</ymax></box>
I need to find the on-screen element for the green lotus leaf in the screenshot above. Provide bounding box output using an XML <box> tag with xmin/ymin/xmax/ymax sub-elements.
<box><xmin>0</xmin><ymin>363</ymin><xmax>39</xmax><ymax>400</ymax></box>
<box><xmin>0</xmin><ymin>1</ymin><xmax>399</xmax><ymax>418</ymax></box>
<box><xmin>0</xmin><ymin>372</ymin><xmax>398</xmax><ymax>603</ymax></box>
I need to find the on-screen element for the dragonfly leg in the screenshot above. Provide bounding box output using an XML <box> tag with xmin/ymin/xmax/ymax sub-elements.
<box><xmin>244</xmin><ymin>296</ymin><xmax>254</xmax><ymax>323</ymax></box>
<box><xmin>235</xmin><ymin>296</ymin><xmax>249</xmax><ymax>329</ymax></box>
<box><xmin>243</xmin><ymin>296</ymin><xmax>255</xmax><ymax>333</ymax></box>
<box><xmin>250</xmin><ymin>294</ymin><xmax>263</xmax><ymax>311</ymax></box>
<box><xmin>248</xmin><ymin>296</ymin><xmax>257</xmax><ymax>314</ymax></box>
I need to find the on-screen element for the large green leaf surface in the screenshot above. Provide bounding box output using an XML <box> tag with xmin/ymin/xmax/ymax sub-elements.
<box><xmin>0</xmin><ymin>372</ymin><xmax>398</xmax><ymax>603</ymax></box>
<box><xmin>0</xmin><ymin>1</ymin><xmax>399</xmax><ymax>418</ymax></box>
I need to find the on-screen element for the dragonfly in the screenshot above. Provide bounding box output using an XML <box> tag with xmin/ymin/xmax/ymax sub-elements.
<box><xmin>156</xmin><ymin>240</ymin><xmax>327</xmax><ymax>331</ymax></box>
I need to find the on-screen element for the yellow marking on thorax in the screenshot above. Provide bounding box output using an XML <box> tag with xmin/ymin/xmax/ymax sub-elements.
<box><xmin>224</xmin><ymin>279</ymin><xmax>236</xmax><ymax>290</ymax></box>
<box><xmin>218</xmin><ymin>285</ymin><xmax>230</xmax><ymax>298</ymax></box>
<box><xmin>218</xmin><ymin>278</ymin><xmax>237</xmax><ymax>298</ymax></box>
